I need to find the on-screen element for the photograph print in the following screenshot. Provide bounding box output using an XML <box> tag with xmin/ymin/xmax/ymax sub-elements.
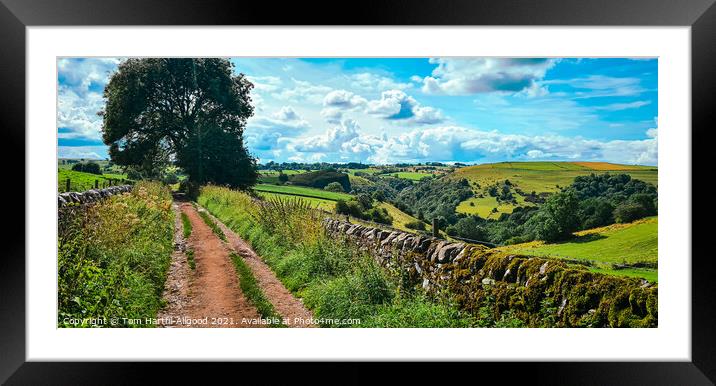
<box><xmin>57</xmin><ymin>57</ymin><xmax>658</xmax><ymax>328</ymax></box>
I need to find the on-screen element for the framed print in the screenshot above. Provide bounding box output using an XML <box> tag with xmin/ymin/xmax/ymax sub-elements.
<box><xmin>2</xmin><ymin>0</ymin><xmax>715</xmax><ymax>383</ymax></box>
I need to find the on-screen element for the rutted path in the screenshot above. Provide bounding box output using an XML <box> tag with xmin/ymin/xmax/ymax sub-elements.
<box><xmin>209</xmin><ymin>210</ymin><xmax>315</xmax><ymax>328</ymax></box>
<box><xmin>158</xmin><ymin>197</ymin><xmax>313</xmax><ymax>327</ymax></box>
<box><xmin>159</xmin><ymin>199</ymin><xmax>260</xmax><ymax>327</ymax></box>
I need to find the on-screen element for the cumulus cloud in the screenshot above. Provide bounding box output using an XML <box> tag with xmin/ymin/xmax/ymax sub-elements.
<box><xmin>323</xmin><ymin>89</ymin><xmax>367</xmax><ymax>109</ymax></box>
<box><xmin>421</xmin><ymin>58</ymin><xmax>556</xmax><ymax>95</ymax></box>
<box><xmin>245</xmin><ymin>106</ymin><xmax>310</xmax><ymax>151</ymax></box>
<box><xmin>366</xmin><ymin>90</ymin><xmax>444</xmax><ymax>124</ymax></box>
<box><xmin>294</xmin><ymin>119</ymin><xmax>361</xmax><ymax>153</ymax></box>
<box><xmin>286</xmin><ymin>124</ymin><xmax>658</xmax><ymax>166</ymax></box>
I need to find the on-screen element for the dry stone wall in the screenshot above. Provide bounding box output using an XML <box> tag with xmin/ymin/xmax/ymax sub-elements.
<box><xmin>322</xmin><ymin>217</ymin><xmax>658</xmax><ymax>327</ymax></box>
<box><xmin>58</xmin><ymin>185</ymin><xmax>133</xmax><ymax>208</ymax></box>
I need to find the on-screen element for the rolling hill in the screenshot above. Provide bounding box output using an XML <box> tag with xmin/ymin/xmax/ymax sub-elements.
<box><xmin>450</xmin><ymin>161</ymin><xmax>658</xmax><ymax>218</ymax></box>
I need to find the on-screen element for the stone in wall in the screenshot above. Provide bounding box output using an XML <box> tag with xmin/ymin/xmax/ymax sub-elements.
<box><xmin>58</xmin><ymin>185</ymin><xmax>133</xmax><ymax>208</ymax></box>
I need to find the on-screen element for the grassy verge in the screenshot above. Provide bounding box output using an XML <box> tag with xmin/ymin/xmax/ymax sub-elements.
<box><xmin>198</xmin><ymin>210</ymin><xmax>226</xmax><ymax>241</ymax></box>
<box><xmin>181</xmin><ymin>212</ymin><xmax>192</xmax><ymax>239</ymax></box>
<box><xmin>199</xmin><ymin>186</ymin><xmax>479</xmax><ymax>328</ymax></box>
<box><xmin>186</xmin><ymin>249</ymin><xmax>196</xmax><ymax>270</ymax></box>
<box><xmin>229</xmin><ymin>252</ymin><xmax>283</xmax><ymax>326</ymax></box>
<box><xmin>58</xmin><ymin>182</ymin><xmax>174</xmax><ymax>327</ymax></box>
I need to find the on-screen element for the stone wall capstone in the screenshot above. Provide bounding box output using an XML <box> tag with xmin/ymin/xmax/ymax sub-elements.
<box><xmin>58</xmin><ymin>185</ymin><xmax>133</xmax><ymax>208</ymax></box>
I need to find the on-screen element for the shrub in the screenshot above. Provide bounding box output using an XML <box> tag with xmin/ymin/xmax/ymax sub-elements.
<box><xmin>324</xmin><ymin>182</ymin><xmax>345</xmax><ymax>193</ymax></box>
<box><xmin>71</xmin><ymin>161</ymin><xmax>102</xmax><ymax>175</ymax></box>
<box><xmin>405</xmin><ymin>220</ymin><xmax>426</xmax><ymax>231</ymax></box>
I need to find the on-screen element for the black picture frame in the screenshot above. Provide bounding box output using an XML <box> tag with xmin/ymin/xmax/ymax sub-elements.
<box><xmin>1</xmin><ymin>0</ymin><xmax>714</xmax><ymax>384</ymax></box>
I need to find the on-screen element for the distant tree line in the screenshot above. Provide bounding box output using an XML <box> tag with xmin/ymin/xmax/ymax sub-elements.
<box><xmin>71</xmin><ymin>161</ymin><xmax>102</xmax><ymax>175</ymax></box>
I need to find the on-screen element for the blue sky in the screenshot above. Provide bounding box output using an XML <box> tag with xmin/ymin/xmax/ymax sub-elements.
<box><xmin>57</xmin><ymin>57</ymin><xmax>657</xmax><ymax>165</ymax></box>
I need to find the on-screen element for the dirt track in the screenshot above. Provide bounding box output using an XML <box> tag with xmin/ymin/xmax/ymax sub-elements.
<box><xmin>158</xmin><ymin>199</ymin><xmax>313</xmax><ymax>328</ymax></box>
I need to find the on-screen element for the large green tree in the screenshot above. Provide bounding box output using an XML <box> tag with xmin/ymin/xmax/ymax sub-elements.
<box><xmin>101</xmin><ymin>58</ymin><xmax>258</xmax><ymax>189</ymax></box>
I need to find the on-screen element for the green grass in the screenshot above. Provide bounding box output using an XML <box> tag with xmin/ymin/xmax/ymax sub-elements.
<box><xmin>58</xmin><ymin>168</ymin><xmax>127</xmax><ymax>192</ymax></box>
<box><xmin>198</xmin><ymin>210</ymin><xmax>226</xmax><ymax>242</ymax></box>
<box><xmin>499</xmin><ymin>217</ymin><xmax>658</xmax><ymax>281</ymax></box>
<box><xmin>229</xmin><ymin>252</ymin><xmax>284</xmax><ymax>326</ymax></box>
<box><xmin>452</xmin><ymin>161</ymin><xmax>658</xmax><ymax>193</ymax></box>
<box><xmin>381</xmin><ymin>172</ymin><xmax>433</xmax><ymax>181</ymax></box>
<box><xmin>181</xmin><ymin>212</ymin><xmax>192</xmax><ymax>239</ymax></box>
<box><xmin>254</xmin><ymin>183</ymin><xmax>352</xmax><ymax>201</ymax></box>
<box><xmin>57</xmin><ymin>182</ymin><xmax>174</xmax><ymax>327</ymax></box>
<box><xmin>257</xmin><ymin>191</ymin><xmax>337</xmax><ymax>211</ymax></box>
<box><xmin>377</xmin><ymin>202</ymin><xmax>431</xmax><ymax>233</ymax></box>
<box><xmin>186</xmin><ymin>249</ymin><xmax>196</xmax><ymax>270</ymax></box>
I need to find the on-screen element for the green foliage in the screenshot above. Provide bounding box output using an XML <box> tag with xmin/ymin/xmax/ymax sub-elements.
<box><xmin>324</xmin><ymin>181</ymin><xmax>345</xmax><ymax>193</ymax></box>
<box><xmin>186</xmin><ymin>249</ymin><xmax>196</xmax><ymax>270</ymax></box>
<box><xmin>277</xmin><ymin>172</ymin><xmax>289</xmax><ymax>183</ymax></box>
<box><xmin>229</xmin><ymin>252</ymin><xmax>283</xmax><ymax>325</ymax></box>
<box><xmin>71</xmin><ymin>161</ymin><xmax>102</xmax><ymax>175</ymax></box>
<box><xmin>393</xmin><ymin>177</ymin><xmax>473</xmax><ymax>225</ymax></box>
<box><xmin>335</xmin><ymin>195</ymin><xmax>393</xmax><ymax>225</ymax></box>
<box><xmin>181</xmin><ymin>212</ymin><xmax>192</xmax><ymax>239</ymax></box>
<box><xmin>58</xmin><ymin>182</ymin><xmax>174</xmax><ymax>327</ymax></box>
<box><xmin>404</xmin><ymin>220</ymin><xmax>426</xmax><ymax>231</ymax></box>
<box><xmin>289</xmin><ymin>170</ymin><xmax>352</xmax><ymax>192</ymax></box>
<box><xmin>102</xmin><ymin>58</ymin><xmax>257</xmax><ymax>188</ymax></box>
<box><xmin>198</xmin><ymin>210</ymin><xmax>226</xmax><ymax>241</ymax></box>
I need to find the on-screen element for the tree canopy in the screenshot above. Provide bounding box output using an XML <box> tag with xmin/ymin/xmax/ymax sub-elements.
<box><xmin>101</xmin><ymin>58</ymin><xmax>258</xmax><ymax>189</ymax></box>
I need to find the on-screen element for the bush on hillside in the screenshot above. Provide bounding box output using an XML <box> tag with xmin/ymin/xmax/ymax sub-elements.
<box><xmin>290</xmin><ymin>170</ymin><xmax>351</xmax><ymax>192</ymax></box>
<box><xmin>71</xmin><ymin>161</ymin><xmax>102</xmax><ymax>175</ymax></box>
<box><xmin>324</xmin><ymin>181</ymin><xmax>345</xmax><ymax>193</ymax></box>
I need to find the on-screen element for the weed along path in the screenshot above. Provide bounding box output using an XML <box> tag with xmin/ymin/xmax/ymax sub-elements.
<box><xmin>160</xmin><ymin>201</ymin><xmax>261</xmax><ymax>328</ymax></box>
<box><xmin>158</xmin><ymin>198</ymin><xmax>313</xmax><ymax>328</ymax></box>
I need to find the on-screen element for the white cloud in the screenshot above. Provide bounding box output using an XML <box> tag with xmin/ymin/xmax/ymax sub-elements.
<box><xmin>322</xmin><ymin>90</ymin><xmax>367</xmax><ymax>109</ymax></box>
<box><xmin>421</xmin><ymin>58</ymin><xmax>556</xmax><ymax>95</ymax></box>
<box><xmin>287</xmin><ymin>124</ymin><xmax>658</xmax><ymax>166</ymax></box>
<box><xmin>349</xmin><ymin>72</ymin><xmax>411</xmax><ymax>91</ymax></box>
<box><xmin>294</xmin><ymin>119</ymin><xmax>361</xmax><ymax>153</ymax></box>
<box><xmin>545</xmin><ymin>75</ymin><xmax>647</xmax><ymax>98</ymax></box>
<box><xmin>272</xmin><ymin>78</ymin><xmax>332</xmax><ymax>104</ymax></box>
<box><xmin>245</xmin><ymin>106</ymin><xmax>311</xmax><ymax>151</ymax></box>
<box><xmin>366</xmin><ymin>90</ymin><xmax>444</xmax><ymax>124</ymax></box>
<box><xmin>247</xmin><ymin>76</ymin><xmax>282</xmax><ymax>92</ymax></box>
<box><xmin>58</xmin><ymin>146</ymin><xmax>107</xmax><ymax>160</ymax></box>
<box><xmin>57</xmin><ymin>86</ymin><xmax>105</xmax><ymax>141</ymax></box>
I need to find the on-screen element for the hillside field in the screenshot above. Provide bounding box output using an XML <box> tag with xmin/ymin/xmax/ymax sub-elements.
<box><xmin>58</xmin><ymin>169</ymin><xmax>128</xmax><ymax>192</ymax></box>
<box><xmin>451</xmin><ymin>161</ymin><xmax>657</xmax><ymax>218</ymax></box>
<box><xmin>497</xmin><ymin>216</ymin><xmax>658</xmax><ymax>281</ymax></box>
<box><xmin>253</xmin><ymin>183</ymin><xmax>352</xmax><ymax>201</ymax></box>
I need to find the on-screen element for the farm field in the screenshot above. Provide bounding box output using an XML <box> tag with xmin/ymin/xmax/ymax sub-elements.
<box><xmin>380</xmin><ymin>172</ymin><xmax>434</xmax><ymax>181</ymax></box>
<box><xmin>256</xmin><ymin>191</ymin><xmax>336</xmax><ymax>211</ymax></box>
<box><xmin>253</xmin><ymin>183</ymin><xmax>352</xmax><ymax>201</ymax></box>
<box><xmin>451</xmin><ymin>161</ymin><xmax>658</xmax><ymax>218</ymax></box>
<box><xmin>497</xmin><ymin>217</ymin><xmax>658</xmax><ymax>281</ymax></box>
<box><xmin>58</xmin><ymin>169</ymin><xmax>128</xmax><ymax>192</ymax></box>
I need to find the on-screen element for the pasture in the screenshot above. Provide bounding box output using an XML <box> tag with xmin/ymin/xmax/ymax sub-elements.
<box><xmin>451</xmin><ymin>161</ymin><xmax>658</xmax><ymax>218</ymax></box>
<box><xmin>253</xmin><ymin>183</ymin><xmax>352</xmax><ymax>201</ymax></box>
<box><xmin>498</xmin><ymin>217</ymin><xmax>658</xmax><ymax>281</ymax></box>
